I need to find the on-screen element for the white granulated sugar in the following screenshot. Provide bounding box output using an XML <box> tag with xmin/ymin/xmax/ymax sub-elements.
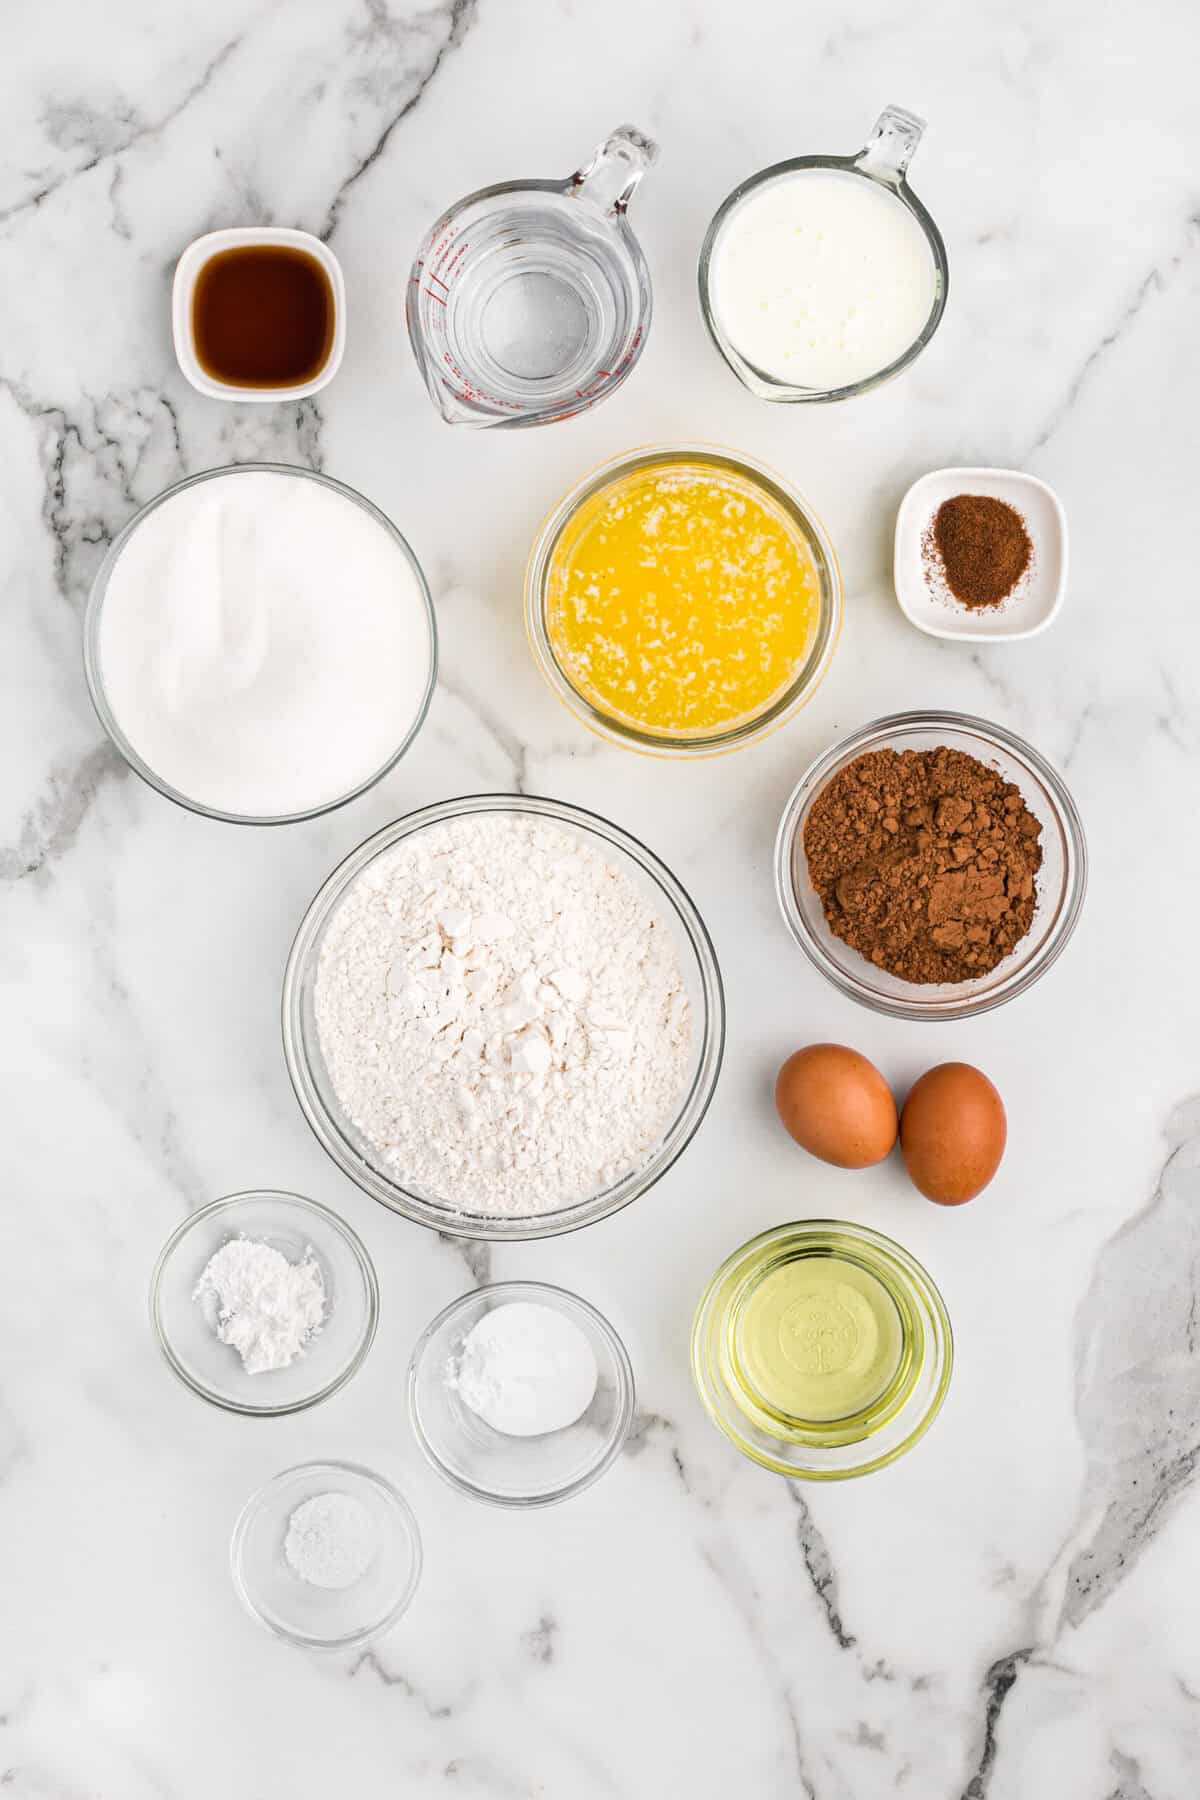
<box><xmin>193</xmin><ymin>1236</ymin><xmax>326</xmax><ymax>1374</ymax></box>
<box><xmin>284</xmin><ymin>1492</ymin><xmax>377</xmax><ymax>1590</ymax></box>
<box><xmin>313</xmin><ymin>814</ymin><xmax>694</xmax><ymax>1216</ymax></box>
<box><xmin>97</xmin><ymin>470</ymin><xmax>432</xmax><ymax>817</ymax></box>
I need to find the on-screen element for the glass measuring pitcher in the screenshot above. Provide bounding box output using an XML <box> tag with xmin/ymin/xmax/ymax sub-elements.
<box><xmin>407</xmin><ymin>126</ymin><xmax>658</xmax><ymax>428</ymax></box>
<box><xmin>698</xmin><ymin>106</ymin><xmax>948</xmax><ymax>404</ymax></box>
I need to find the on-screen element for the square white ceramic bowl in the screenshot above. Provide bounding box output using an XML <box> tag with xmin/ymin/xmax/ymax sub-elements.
<box><xmin>172</xmin><ymin>226</ymin><xmax>346</xmax><ymax>402</ymax></box>
<box><xmin>894</xmin><ymin>466</ymin><xmax>1067</xmax><ymax>641</ymax></box>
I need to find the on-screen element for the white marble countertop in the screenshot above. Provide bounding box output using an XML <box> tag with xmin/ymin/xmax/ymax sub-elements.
<box><xmin>3</xmin><ymin>2</ymin><xmax>1199</xmax><ymax>1795</ymax></box>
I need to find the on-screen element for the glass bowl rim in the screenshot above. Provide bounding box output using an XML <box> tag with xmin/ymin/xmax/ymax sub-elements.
<box><xmin>697</xmin><ymin>153</ymin><xmax>950</xmax><ymax>404</ymax></box>
<box><xmin>523</xmin><ymin>442</ymin><xmax>843</xmax><ymax>757</ymax></box>
<box><xmin>281</xmin><ymin>791</ymin><xmax>726</xmax><ymax>1241</ymax></box>
<box><xmin>229</xmin><ymin>1458</ymin><xmax>423</xmax><ymax>1649</ymax></box>
<box><xmin>406</xmin><ymin>1278</ymin><xmax>637</xmax><ymax>1508</ymax></box>
<box><xmin>773</xmin><ymin>708</ymin><xmax>1088</xmax><ymax>1020</ymax></box>
<box><xmin>691</xmin><ymin>1218</ymin><xmax>954</xmax><ymax>1480</ymax></box>
<box><xmin>82</xmin><ymin>461</ymin><xmax>439</xmax><ymax>826</ymax></box>
<box><xmin>148</xmin><ymin>1188</ymin><xmax>380</xmax><ymax>1416</ymax></box>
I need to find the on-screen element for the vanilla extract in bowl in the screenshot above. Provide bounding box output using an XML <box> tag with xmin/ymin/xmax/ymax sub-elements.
<box><xmin>192</xmin><ymin>243</ymin><xmax>335</xmax><ymax>388</ymax></box>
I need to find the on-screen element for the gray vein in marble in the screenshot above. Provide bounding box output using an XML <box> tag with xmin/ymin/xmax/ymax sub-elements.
<box><xmin>521</xmin><ymin>1615</ymin><xmax>556</xmax><ymax>1665</ymax></box>
<box><xmin>351</xmin><ymin>1649</ymin><xmax>454</xmax><ymax>1718</ymax></box>
<box><xmin>789</xmin><ymin>1486</ymin><xmax>856</xmax><ymax>1651</ymax></box>
<box><xmin>960</xmin><ymin>1648</ymin><xmax>1033</xmax><ymax>1800</ymax></box>
<box><xmin>699</xmin><ymin>1540</ymin><xmax>816</xmax><ymax>1800</ymax></box>
<box><xmin>1062</xmin><ymin>1098</ymin><xmax>1200</xmax><ymax>1629</ymax></box>
<box><xmin>960</xmin><ymin>1100</ymin><xmax>1200</xmax><ymax>1795</ymax></box>
<box><xmin>961</xmin><ymin>648</ymin><xmax>1029</xmax><ymax>725</ymax></box>
<box><xmin>622</xmin><ymin>1409</ymin><xmax>693</xmax><ymax>1492</ymax></box>
<box><xmin>1106</xmin><ymin>1749</ymin><xmax>1155</xmax><ymax>1800</ymax></box>
<box><xmin>1030</xmin><ymin>210</ymin><xmax>1200</xmax><ymax>456</ymax></box>
<box><xmin>0</xmin><ymin>1765</ymin><xmax>90</xmax><ymax>1798</ymax></box>
<box><xmin>426</xmin><ymin>673</ymin><xmax>528</xmax><ymax>792</ymax></box>
<box><xmin>1059</xmin><ymin>700</ymin><xmax>1099</xmax><ymax>773</ymax></box>
<box><xmin>319</xmin><ymin>0</ymin><xmax>479</xmax><ymax>243</ymax></box>
<box><xmin>436</xmin><ymin>1231</ymin><xmax>491</xmax><ymax>1287</ymax></box>
<box><xmin>85</xmin><ymin>917</ymin><xmax>210</xmax><ymax>1211</ymax></box>
<box><xmin>1155</xmin><ymin>666</ymin><xmax>1194</xmax><ymax>757</ymax></box>
<box><xmin>215</xmin><ymin>397</ymin><xmax>325</xmax><ymax>473</ymax></box>
<box><xmin>0</xmin><ymin>34</ymin><xmax>243</xmax><ymax>230</ymax></box>
<box><xmin>0</xmin><ymin>744</ymin><xmax>125</xmax><ymax>885</ymax></box>
<box><xmin>0</xmin><ymin>379</ymin><xmax>186</xmax><ymax>608</ymax></box>
<box><xmin>624</xmin><ymin>1408</ymin><xmax>674</xmax><ymax>1454</ymax></box>
<box><xmin>107</xmin><ymin>164</ymin><xmax>132</xmax><ymax>240</ymax></box>
<box><xmin>441</xmin><ymin>1754</ymin><xmax>552</xmax><ymax>1797</ymax></box>
<box><xmin>432</xmin><ymin>669</ymin><xmax>531</xmax><ymax>794</ymax></box>
<box><xmin>846</xmin><ymin>1721</ymin><xmax>886</xmax><ymax>1753</ymax></box>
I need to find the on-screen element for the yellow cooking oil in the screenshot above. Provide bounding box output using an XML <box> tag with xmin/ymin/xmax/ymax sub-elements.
<box><xmin>544</xmin><ymin>455</ymin><xmax>820</xmax><ymax>738</ymax></box>
<box><xmin>731</xmin><ymin>1251</ymin><xmax>908</xmax><ymax>1427</ymax></box>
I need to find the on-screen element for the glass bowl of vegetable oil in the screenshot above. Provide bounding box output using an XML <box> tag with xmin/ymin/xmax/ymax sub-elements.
<box><xmin>525</xmin><ymin>445</ymin><xmax>842</xmax><ymax>757</ymax></box>
<box><xmin>691</xmin><ymin>1220</ymin><xmax>952</xmax><ymax>1479</ymax></box>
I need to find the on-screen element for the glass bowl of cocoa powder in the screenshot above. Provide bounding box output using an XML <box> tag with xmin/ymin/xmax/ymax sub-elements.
<box><xmin>774</xmin><ymin>712</ymin><xmax>1086</xmax><ymax>1019</ymax></box>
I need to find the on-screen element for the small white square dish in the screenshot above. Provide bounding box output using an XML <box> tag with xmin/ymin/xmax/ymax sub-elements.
<box><xmin>172</xmin><ymin>226</ymin><xmax>346</xmax><ymax>402</ymax></box>
<box><xmin>894</xmin><ymin>466</ymin><xmax>1067</xmax><ymax>641</ymax></box>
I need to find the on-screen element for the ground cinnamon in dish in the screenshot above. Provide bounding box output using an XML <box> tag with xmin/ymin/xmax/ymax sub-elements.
<box><xmin>803</xmin><ymin>747</ymin><xmax>1042</xmax><ymax>984</ymax></box>
<box><xmin>925</xmin><ymin>494</ymin><xmax>1032</xmax><ymax>609</ymax></box>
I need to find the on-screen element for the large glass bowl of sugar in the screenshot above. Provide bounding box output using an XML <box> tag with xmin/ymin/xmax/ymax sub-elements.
<box><xmin>84</xmin><ymin>464</ymin><xmax>437</xmax><ymax>824</ymax></box>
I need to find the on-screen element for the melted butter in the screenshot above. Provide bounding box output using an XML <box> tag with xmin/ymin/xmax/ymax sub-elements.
<box><xmin>545</xmin><ymin>458</ymin><xmax>820</xmax><ymax>737</ymax></box>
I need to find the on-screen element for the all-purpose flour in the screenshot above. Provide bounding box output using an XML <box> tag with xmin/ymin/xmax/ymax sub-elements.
<box><xmin>313</xmin><ymin>813</ymin><xmax>694</xmax><ymax>1216</ymax></box>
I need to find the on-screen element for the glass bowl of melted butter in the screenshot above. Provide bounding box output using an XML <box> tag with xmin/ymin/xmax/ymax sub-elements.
<box><xmin>525</xmin><ymin>445</ymin><xmax>842</xmax><ymax>757</ymax></box>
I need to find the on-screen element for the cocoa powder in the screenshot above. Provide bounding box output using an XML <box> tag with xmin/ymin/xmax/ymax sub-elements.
<box><xmin>803</xmin><ymin>747</ymin><xmax>1043</xmax><ymax>984</ymax></box>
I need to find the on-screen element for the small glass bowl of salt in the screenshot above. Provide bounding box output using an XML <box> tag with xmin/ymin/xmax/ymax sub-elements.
<box><xmin>150</xmin><ymin>1190</ymin><xmax>378</xmax><ymax>1415</ymax></box>
<box><xmin>231</xmin><ymin>1461</ymin><xmax>422</xmax><ymax>1650</ymax></box>
<box><xmin>407</xmin><ymin>1280</ymin><xmax>635</xmax><ymax>1507</ymax></box>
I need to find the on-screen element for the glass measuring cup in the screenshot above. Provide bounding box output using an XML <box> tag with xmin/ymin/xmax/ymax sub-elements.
<box><xmin>407</xmin><ymin>126</ymin><xmax>658</xmax><ymax>428</ymax></box>
<box><xmin>698</xmin><ymin>106</ymin><xmax>948</xmax><ymax>403</ymax></box>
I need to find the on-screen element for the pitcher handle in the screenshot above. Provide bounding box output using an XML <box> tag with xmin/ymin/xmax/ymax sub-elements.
<box><xmin>569</xmin><ymin>124</ymin><xmax>658</xmax><ymax>216</ymax></box>
<box><xmin>853</xmin><ymin>105</ymin><xmax>926</xmax><ymax>187</ymax></box>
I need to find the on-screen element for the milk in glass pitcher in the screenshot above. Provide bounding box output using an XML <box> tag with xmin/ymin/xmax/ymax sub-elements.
<box><xmin>699</xmin><ymin>106</ymin><xmax>948</xmax><ymax>403</ymax></box>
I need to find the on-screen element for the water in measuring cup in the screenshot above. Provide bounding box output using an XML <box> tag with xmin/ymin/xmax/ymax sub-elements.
<box><xmin>412</xmin><ymin>198</ymin><xmax>645</xmax><ymax>423</ymax></box>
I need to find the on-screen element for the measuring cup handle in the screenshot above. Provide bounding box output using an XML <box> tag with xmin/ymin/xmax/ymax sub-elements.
<box><xmin>854</xmin><ymin>105</ymin><xmax>926</xmax><ymax>186</ymax></box>
<box><xmin>569</xmin><ymin>125</ymin><xmax>659</xmax><ymax>215</ymax></box>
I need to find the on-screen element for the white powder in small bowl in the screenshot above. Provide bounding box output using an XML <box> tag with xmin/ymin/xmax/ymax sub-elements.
<box><xmin>448</xmin><ymin>1301</ymin><xmax>598</xmax><ymax>1437</ymax></box>
<box><xmin>193</xmin><ymin>1236</ymin><xmax>325</xmax><ymax>1375</ymax></box>
<box><xmin>284</xmin><ymin>1492</ymin><xmax>377</xmax><ymax>1590</ymax></box>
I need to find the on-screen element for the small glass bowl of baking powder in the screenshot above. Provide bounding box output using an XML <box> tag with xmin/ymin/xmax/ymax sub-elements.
<box><xmin>282</xmin><ymin>793</ymin><xmax>725</xmax><ymax>1241</ymax></box>
<box><xmin>150</xmin><ymin>1191</ymin><xmax>378</xmax><ymax>1415</ymax></box>
<box><xmin>408</xmin><ymin>1281</ymin><xmax>636</xmax><ymax>1507</ymax></box>
<box><xmin>231</xmin><ymin>1461</ymin><xmax>422</xmax><ymax>1650</ymax></box>
<box><xmin>774</xmin><ymin>711</ymin><xmax>1087</xmax><ymax>1020</ymax></box>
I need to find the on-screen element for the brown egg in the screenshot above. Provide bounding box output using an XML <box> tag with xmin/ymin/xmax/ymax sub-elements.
<box><xmin>774</xmin><ymin>1044</ymin><xmax>898</xmax><ymax>1169</ymax></box>
<box><xmin>900</xmin><ymin>1062</ymin><xmax>1006</xmax><ymax>1205</ymax></box>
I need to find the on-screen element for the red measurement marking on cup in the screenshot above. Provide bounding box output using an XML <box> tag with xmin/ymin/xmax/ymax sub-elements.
<box><xmin>573</xmin><ymin>327</ymin><xmax>644</xmax><ymax>405</ymax></box>
<box><xmin>427</xmin><ymin>232</ymin><xmax>470</xmax><ymax>290</ymax></box>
